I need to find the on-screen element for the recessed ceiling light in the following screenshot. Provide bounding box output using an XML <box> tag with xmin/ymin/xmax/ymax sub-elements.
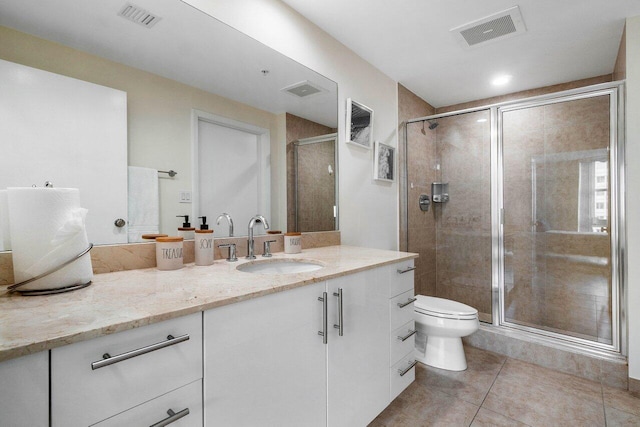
<box><xmin>491</xmin><ymin>74</ymin><xmax>512</xmax><ymax>86</ymax></box>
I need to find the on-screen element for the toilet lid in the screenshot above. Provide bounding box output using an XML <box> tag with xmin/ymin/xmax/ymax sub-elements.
<box><xmin>414</xmin><ymin>295</ymin><xmax>478</xmax><ymax>319</ymax></box>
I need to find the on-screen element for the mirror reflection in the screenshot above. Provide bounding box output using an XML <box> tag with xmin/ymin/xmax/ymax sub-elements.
<box><xmin>0</xmin><ymin>0</ymin><xmax>338</xmax><ymax>248</ymax></box>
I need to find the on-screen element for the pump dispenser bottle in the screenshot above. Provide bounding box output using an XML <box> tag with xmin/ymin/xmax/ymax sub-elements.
<box><xmin>177</xmin><ymin>215</ymin><xmax>195</xmax><ymax>240</ymax></box>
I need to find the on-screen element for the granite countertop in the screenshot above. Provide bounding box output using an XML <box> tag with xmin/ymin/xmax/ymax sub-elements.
<box><xmin>0</xmin><ymin>245</ymin><xmax>417</xmax><ymax>363</ymax></box>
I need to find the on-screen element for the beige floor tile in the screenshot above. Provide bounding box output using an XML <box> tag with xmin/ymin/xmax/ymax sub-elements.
<box><xmin>603</xmin><ymin>385</ymin><xmax>640</xmax><ymax>416</ymax></box>
<box><xmin>482</xmin><ymin>359</ymin><xmax>605</xmax><ymax>426</ymax></box>
<box><xmin>415</xmin><ymin>346</ymin><xmax>506</xmax><ymax>405</ymax></box>
<box><xmin>370</xmin><ymin>381</ymin><xmax>479</xmax><ymax>427</ymax></box>
<box><xmin>470</xmin><ymin>408</ymin><xmax>531</xmax><ymax>427</ymax></box>
<box><xmin>605</xmin><ymin>406</ymin><xmax>640</xmax><ymax>426</ymax></box>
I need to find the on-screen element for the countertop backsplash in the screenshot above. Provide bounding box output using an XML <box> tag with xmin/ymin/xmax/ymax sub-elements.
<box><xmin>0</xmin><ymin>231</ymin><xmax>340</xmax><ymax>286</ymax></box>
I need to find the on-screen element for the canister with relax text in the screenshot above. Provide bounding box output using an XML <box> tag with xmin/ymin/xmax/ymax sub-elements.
<box><xmin>155</xmin><ymin>236</ymin><xmax>184</xmax><ymax>270</ymax></box>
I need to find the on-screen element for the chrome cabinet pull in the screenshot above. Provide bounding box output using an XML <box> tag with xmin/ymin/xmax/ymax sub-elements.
<box><xmin>318</xmin><ymin>292</ymin><xmax>328</xmax><ymax>344</ymax></box>
<box><xmin>397</xmin><ymin>329</ymin><xmax>417</xmax><ymax>342</ymax></box>
<box><xmin>150</xmin><ymin>408</ymin><xmax>190</xmax><ymax>427</ymax></box>
<box><xmin>91</xmin><ymin>334</ymin><xmax>190</xmax><ymax>370</ymax></box>
<box><xmin>397</xmin><ymin>297</ymin><xmax>417</xmax><ymax>309</ymax></box>
<box><xmin>333</xmin><ymin>288</ymin><xmax>343</xmax><ymax>336</ymax></box>
<box><xmin>397</xmin><ymin>266</ymin><xmax>416</xmax><ymax>274</ymax></box>
<box><xmin>398</xmin><ymin>360</ymin><xmax>418</xmax><ymax>377</ymax></box>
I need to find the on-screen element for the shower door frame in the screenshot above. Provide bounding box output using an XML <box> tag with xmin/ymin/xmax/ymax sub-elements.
<box><xmin>405</xmin><ymin>81</ymin><xmax>626</xmax><ymax>357</ymax></box>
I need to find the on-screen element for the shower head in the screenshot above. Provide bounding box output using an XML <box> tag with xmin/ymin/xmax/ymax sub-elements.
<box><xmin>428</xmin><ymin>120</ymin><xmax>439</xmax><ymax>130</ymax></box>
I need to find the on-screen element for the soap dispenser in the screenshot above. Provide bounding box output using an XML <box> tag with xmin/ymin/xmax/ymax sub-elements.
<box><xmin>177</xmin><ymin>215</ymin><xmax>195</xmax><ymax>240</ymax></box>
<box><xmin>198</xmin><ymin>216</ymin><xmax>209</xmax><ymax>230</ymax></box>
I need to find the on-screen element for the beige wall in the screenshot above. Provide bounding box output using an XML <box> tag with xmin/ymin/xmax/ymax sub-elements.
<box><xmin>614</xmin><ymin>25</ymin><xmax>627</xmax><ymax>81</ymax></box>
<box><xmin>184</xmin><ymin>0</ymin><xmax>400</xmax><ymax>251</ymax></box>
<box><xmin>0</xmin><ymin>25</ymin><xmax>284</xmax><ymax>235</ymax></box>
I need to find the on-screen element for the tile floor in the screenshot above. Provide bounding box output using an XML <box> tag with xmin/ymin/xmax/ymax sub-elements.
<box><xmin>370</xmin><ymin>346</ymin><xmax>640</xmax><ymax>426</ymax></box>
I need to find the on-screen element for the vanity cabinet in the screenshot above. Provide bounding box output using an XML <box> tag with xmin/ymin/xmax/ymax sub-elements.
<box><xmin>0</xmin><ymin>351</ymin><xmax>49</xmax><ymax>427</ymax></box>
<box><xmin>326</xmin><ymin>268</ymin><xmax>390</xmax><ymax>427</ymax></box>
<box><xmin>204</xmin><ymin>260</ymin><xmax>415</xmax><ymax>427</ymax></box>
<box><xmin>388</xmin><ymin>263</ymin><xmax>417</xmax><ymax>401</ymax></box>
<box><xmin>51</xmin><ymin>312</ymin><xmax>203</xmax><ymax>427</ymax></box>
<box><xmin>204</xmin><ymin>281</ymin><xmax>327</xmax><ymax>426</ymax></box>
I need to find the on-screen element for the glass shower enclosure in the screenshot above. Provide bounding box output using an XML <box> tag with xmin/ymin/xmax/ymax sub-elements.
<box><xmin>403</xmin><ymin>82</ymin><xmax>624</xmax><ymax>354</ymax></box>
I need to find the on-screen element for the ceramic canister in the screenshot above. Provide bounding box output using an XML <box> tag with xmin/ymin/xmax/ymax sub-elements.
<box><xmin>284</xmin><ymin>232</ymin><xmax>302</xmax><ymax>254</ymax></box>
<box><xmin>156</xmin><ymin>236</ymin><xmax>184</xmax><ymax>270</ymax></box>
<box><xmin>194</xmin><ymin>229</ymin><xmax>214</xmax><ymax>266</ymax></box>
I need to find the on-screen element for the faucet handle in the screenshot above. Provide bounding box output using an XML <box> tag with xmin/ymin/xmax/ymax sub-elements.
<box><xmin>262</xmin><ymin>240</ymin><xmax>277</xmax><ymax>258</ymax></box>
<box><xmin>218</xmin><ymin>243</ymin><xmax>237</xmax><ymax>262</ymax></box>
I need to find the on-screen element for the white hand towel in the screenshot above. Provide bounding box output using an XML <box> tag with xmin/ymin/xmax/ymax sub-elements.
<box><xmin>128</xmin><ymin>166</ymin><xmax>160</xmax><ymax>242</ymax></box>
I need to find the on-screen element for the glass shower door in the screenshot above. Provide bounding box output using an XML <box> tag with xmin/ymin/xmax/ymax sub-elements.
<box><xmin>500</xmin><ymin>92</ymin><xmax>617</xmax><ymax>348</ymax></box>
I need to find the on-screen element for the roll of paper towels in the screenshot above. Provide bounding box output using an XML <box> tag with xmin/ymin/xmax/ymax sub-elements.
<box><xmin>8</xmin><ymin>187</ymin><xmax>93</xmax><ymax>291</ymax></box>
<box><xmin>0</xmin><ymin>190</ymin><xmax>10</xmax><ymax>251</ymax></box>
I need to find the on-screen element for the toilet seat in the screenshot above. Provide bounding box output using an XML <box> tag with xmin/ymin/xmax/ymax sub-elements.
<box><xmin>414</xmin><ymin>295</ymin><xmax>478</xmax><ymax>320</ymax></box>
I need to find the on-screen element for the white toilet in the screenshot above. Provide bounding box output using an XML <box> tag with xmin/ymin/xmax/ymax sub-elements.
<box><xmin>413</xmin><ymin>295</ymin><xmax>479</xmax><ymax>371</ymax></box>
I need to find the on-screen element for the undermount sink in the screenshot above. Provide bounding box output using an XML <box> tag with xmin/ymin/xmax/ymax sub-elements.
<box><xmin>237</xmin><ymin>259</ymin><xmax>324</xmax><ymax>275</ymax></box>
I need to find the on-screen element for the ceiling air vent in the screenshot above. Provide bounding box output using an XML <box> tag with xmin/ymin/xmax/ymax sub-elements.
<box><xmin>281</xmin><ymin>81</ymin><xmax>326</xmax><ymax>98</ymax></box>
<box><xmin>118</xmin><ymin>3</ymin><xmax>162</xmax><ymax>28</ymax></box>
<box><xmin>451</xmin><ymin>6</ymin><xmax>526</xmax><ymax>48</ymax></box>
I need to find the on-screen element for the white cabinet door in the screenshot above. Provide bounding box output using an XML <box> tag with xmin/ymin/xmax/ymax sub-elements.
<box><xmin>204</xmin><ymin>282</ymin><xmax>327</xmax><ymax>427</ymax></box>
<box><xmin>326</xmin><ymin>268</ymin><xmax>390</xmax><ymax>427</ymax></box>
<box><xmin>0</xmin><ymin>351</ymin><xmax>48</xmax><ymax>427</ymax></box>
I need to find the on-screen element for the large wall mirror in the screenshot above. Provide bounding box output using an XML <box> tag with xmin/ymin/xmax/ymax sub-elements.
<box><xmin>0</xmin><ymin>0</ymin><xmax>338</xmax><ymax>249</ymax></box>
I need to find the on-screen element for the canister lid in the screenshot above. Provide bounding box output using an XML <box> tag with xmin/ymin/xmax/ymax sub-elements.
<box><xmin>142</xmin><ymin>234</ymin><xmax>168</xmax><ymax>240</ymax></box>
<box><xmin>267</xmin><ymin>230</ymin><xmax>282</xmax><ymax>234</ymax></box>
<box><xmin>195</xmin><ymin>229</ymin><xmax>214</xmax><ymax>234</ymax></box>
<box><xmin>156</xmin><ymin>236</ymin><xmax>184</xmax><ymax>242</ymax></box>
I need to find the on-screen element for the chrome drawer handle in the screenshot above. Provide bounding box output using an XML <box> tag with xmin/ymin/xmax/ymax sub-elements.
<box><xmin>398</xmin><ymin>360</ymin><xmax>418</xmax><ymax>377</ymax></box>
<box><xmin>150</xmin><ymin>408</ymin><xmax>190</xmax><ymax>427</ymax></box>
<box><xmin>333</xmin><ymin>288</ymin><xmax>344</xmax><ymax>336</ymax></box>
<box><xmin>397</xmin><ymin>297</ymin><xmax>417</xmax><ymax>309</ymax></box>
<box><xmin>91</xmin><ymin>334</ymin><xmax>190</xmax><ymax>370</ymax></box>
<box><xmin>397</xmin><ymin>329</ymin><xmax>417</xmax><ymax>342</ymax></box>
<box><xmin>397</xmin><ymin>266</ymin><xmax>416</xmax><ymax>274</ymax></box>
<box><xmin>318</xmin><ymin>292</ymin><xmax>328</xmax><ymax>344</ymax></box>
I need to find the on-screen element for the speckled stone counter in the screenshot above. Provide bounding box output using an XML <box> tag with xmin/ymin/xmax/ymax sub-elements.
<box><xmin>0</xmin><ymin>245</ymin><xmax>417</xmax><ymax>362</ymax></box>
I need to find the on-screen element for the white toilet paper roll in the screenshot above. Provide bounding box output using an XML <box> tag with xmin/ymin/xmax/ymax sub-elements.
<box><xmin>8</xmin><ymin>187</ymin><xmax>93</xmax><ymax>291</ymax></box>
<box><xmin>0</xmin><ymin>190</ymin><xmax>10</xmax><ymax>251</ymax></box>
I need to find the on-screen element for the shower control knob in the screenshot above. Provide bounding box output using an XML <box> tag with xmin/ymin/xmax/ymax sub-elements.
<box><xmin>114</xmin><ymin>218</ymin><xmax>126</xmax><ymax>228</ymax></box>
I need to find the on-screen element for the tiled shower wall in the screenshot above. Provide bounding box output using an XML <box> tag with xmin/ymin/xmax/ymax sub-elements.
<box><xmin>399</xmin><ymin>75</ymin><xmax>614</xmax><ymax>324</ymax></box>
<box><xmin>285</xmin><ymin>113</ymin><xmax>336</xmax><ymax>232</ymax></box>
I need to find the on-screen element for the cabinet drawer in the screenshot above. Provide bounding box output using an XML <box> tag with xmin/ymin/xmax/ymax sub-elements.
<box><xmin>389</xmin><ymin>289</ymin><xmax>415</xmax><ymax>330</ymax></box>
<box><xmin>390</xmin><ymin>354</ymin><xmax>416</xmax><ymax>402</ymax></box>
<box><xmin>389</xmin><ymin>260</ymin><xmax>415</xmax><ymax>297</ymax></box>
<box><xmin>52</xmin><ymin>312</ymin><xmax>202</xmax><ymax>427</ymax></box>
<box><xmin>390</xmin><ymin>320</ymin><xmax>416</xmax><ymax>366</ymax></box>
<box><xmin>94</xmin><ymin>379</ymin><xmax>202</xmax><ymax>427</ymax></box>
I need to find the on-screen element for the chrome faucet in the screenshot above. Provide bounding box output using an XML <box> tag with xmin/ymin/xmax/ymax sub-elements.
<box><xmin>247</xmin><ymin>215</ymin><xmax>270</xmax><ymax>259</ymax></box>
<box><xmin>216</xmin><ymin>213</ymin><xmax>234</xmax><ymax>237</ymax></box>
